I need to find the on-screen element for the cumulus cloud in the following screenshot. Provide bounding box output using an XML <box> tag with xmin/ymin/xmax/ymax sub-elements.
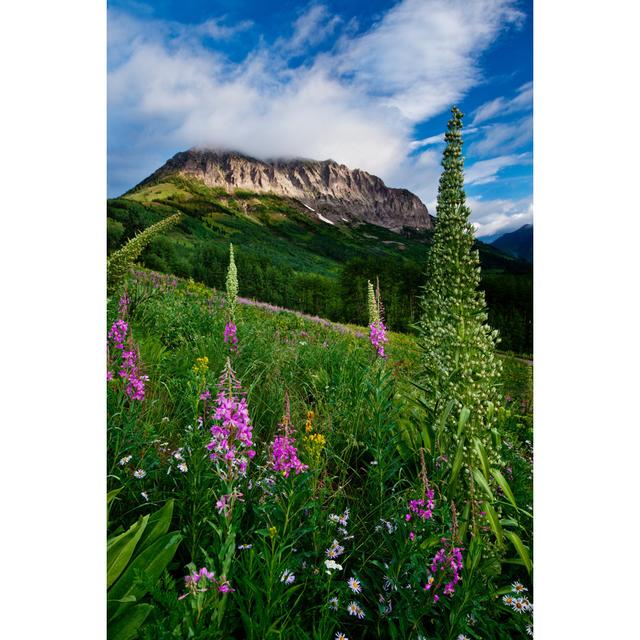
<box><xmin>334</xmin><ymin>0</ymin><xmax>524</xmax><ymax>121</ymax></box>
<box><xmin>108</xmin><ymin>0</ymin><xmax>521</xmax><ymax>196</ymax></box>
<box><xmin>108</xmin><ymin>0</ymin><xmax>529</xmax><ymax>238</ymax></box>
<box><xmin>468</xmin><ymin>197</ymin><xmax>533</xmax><ymax>238</ymax></box>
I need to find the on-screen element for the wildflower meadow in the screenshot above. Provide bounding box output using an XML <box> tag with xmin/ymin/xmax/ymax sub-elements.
<box><xmin>107</xmin><ymin>109</ymin><xmax>533</xmax><ymax>639</ymax></box>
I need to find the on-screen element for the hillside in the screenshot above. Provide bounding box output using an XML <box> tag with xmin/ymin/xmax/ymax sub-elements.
<box><xmin>137</xmin><ymin>148</ymin><xmax>435</xmax><ymax>231</ymax></box>
<box><xmin>108</xmin><ymin>171</ymin><xmax>532</xmax><ymax>352</ymax></box>
<box><xmin>491</xmin><ymin>224</ymin><xmax>533</xmax><ymax>263</ymax></box>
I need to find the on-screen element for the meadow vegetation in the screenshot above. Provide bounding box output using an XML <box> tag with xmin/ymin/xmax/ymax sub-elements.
<box><xmin>107</xmin><ymin>108</ymin><xmax>533</xmax><ymax>639</ymax></box>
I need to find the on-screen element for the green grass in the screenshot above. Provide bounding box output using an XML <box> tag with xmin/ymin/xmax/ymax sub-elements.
<box><xmin>107</xmin><ymin>269</ymin><xmax>533</xmax><ymax>639</ymax></box>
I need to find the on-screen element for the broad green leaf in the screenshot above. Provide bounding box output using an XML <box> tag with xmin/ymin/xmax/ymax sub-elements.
<box><xmin>108</xmin><ymin>531</ymin><xmax>181</xmax><ymax>620</ymax></box>
<box><xmin>108</xmin><ymin>604</ymin><xmax>154</xmax><ymax>640</ymax></box>
<box><xmin>483</xmin><ymin>501</ymin><xmax>503</xmax><ymax>547</ymax></box>
<box><xmin>491</xmin><ymin>468</ymin><xmax>517</xmax><ymax>509</ymax></box>
<box><xmin>472</xmin><ymin>468</ymin><xmax>494</xmax><ymax>501</ymax></box>
<box><xmin>137</xmin><ymin>499</ymin><xmax>174</xmax><ymax>551</ymax></box>
<box><xmin>504</xmin><ymin>531</ymin><xmax>532</xmax><ymax>575</ymax></box>
<box><xmin>107</xmin><ymin>515</ymin><xmax>149</xmax><ymax>589</ymax></box>
<box><xmin>473</xmin><ymin>438</ymin><xmax>491</xmax><ymax>481</ymax></box>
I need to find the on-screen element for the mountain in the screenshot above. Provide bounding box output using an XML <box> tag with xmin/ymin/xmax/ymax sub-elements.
<box><xmin>108</xmin><ymin>153</ymin><xmax>532</xmax><ymax>352</ymax></box>
<box><xmin>135</xmin><ymin>148</ymin><xmax>434</xmax><ymax>232</ymax></box>
<box><xmin>491</xmin><ymin>224</ymin><xmax>533</xmax><ymax>263</ymax></box>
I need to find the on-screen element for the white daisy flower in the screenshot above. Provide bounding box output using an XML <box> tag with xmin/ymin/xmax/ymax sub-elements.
<box><xmin>512</xmin><ymin>597</ymin><xmax>527</xmax><ymax>613</ymax></box>
<box><xmin>328</xmin><ymin>596</ymin><xmax>339</xmax><ymax>611</ymax></box>
<box><xmin>335</xmin><ymin>633</ymin><xmax>348</xmax><ymax>640</ymax></box>
<box><xmin>280</xmin><ymin>569</ymin><xmax>295</xmax><ymax>584</ymax></box>
<box><xmin>347</xmin><ymin>577</ymin><xmax>362</xmax><ymax>594</ymax></box>
<box><xmin>502</xmin><ymin>594</ymin><xmax>515</xmax><ymax>607</ymax></box>
<box><xmin>237</xmin><ymin>544</ymin><xmax>252</xmax><ymax>550</ymax></box>
<box><xmin>347</xmin><ymin>601</ymin><xmax>365</xmax><ymax>619</ymax></box>
<box><xmin>177</xmin><ymin>462</ymin><xmax>188</xmax><ymax>473</ymax></box>
<box><xmin>133</xmin><ymin>469</ymin><xmax>146</xmax><ymax>479</ymax></box>
<box><xmin>457</xmin><ymin>635</ymin><xmax>470</xmax><ymax>640</ymax></box>
<box><xmin>512</xmin><ymin>581</ymin><xmax>527</xmax><ymax>593</ymax></box>
<box><xmin>118</xmin><ymin>455</ymin><xmax>132</xmax><ymax>466</ymax></box>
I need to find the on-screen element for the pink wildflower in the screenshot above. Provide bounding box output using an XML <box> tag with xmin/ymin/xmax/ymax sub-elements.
<box><xmin>369</xmin><ymin>322</ymin><xmax>388</xmax><ymax>358</ymax></box>
<box><xmin>270</xmin><ymin>393</ymin><xmax>308</xmax><ymax>477</ymax></box>
<box><xmin>224</xmin><ymin>322</ymin><xmax>238</xmax><ymax>352</ymax></box>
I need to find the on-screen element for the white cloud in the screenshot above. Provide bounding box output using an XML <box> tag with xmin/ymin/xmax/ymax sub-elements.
<box><xmin>278</xmin><ymin>4</ymin><xmax>342</xmax><ymax>52</ymax></box>
<box><xmin>471</xmin><ymin>81</ymin><xmax>532</xmax><ymax>125</ymax></box>
<box><xmin>468</xmin><ymin>196</ymin><xmax>533</xmax><ymax>237</ymax></box>
<box><xmin>467</xmin><ymin>115</ymin><xmax>533</xmax><ymax>156</ymax></box>
<box><xmin>334</xmin><ymin>0</ymin><xmax>524</xmax><ymax>121</ymax></box>
<box><xmin>465</xmin><ymin>152</ymin><xmax>532</xmax><ymax>185</ymax></box>
<box><xmin>108</xmin><ymin>0</ymin><xmax>525</xmax><ymax>206</ymax></box>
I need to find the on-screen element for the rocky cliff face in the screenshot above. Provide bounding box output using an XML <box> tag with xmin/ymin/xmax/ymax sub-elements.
<box><xmin>140</xmin><ymin>148</ymin><xmax>433</xmax><ymax>232</ymax></box>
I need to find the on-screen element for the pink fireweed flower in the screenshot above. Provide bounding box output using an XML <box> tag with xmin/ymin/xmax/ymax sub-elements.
<box><xmin>178</xmin><ymin>566</ymin><xmax>224</xmax><ymax>600</ymax></box>
<box><xmin>428</xmin><ymin>546</ymin><xmax>464</xmax><ymax>599</ymax></box>
<box><xmin>108</xmin><ymin>320</ymin><xmax>128</xmax><ymax>350</ymax></box>
<box><xmin>406</xmin><ymin>488</ymin><xmax>435</xmax><ymax>521</ymax></box>
<box><xmin>108</xmin><ymin>321</ymin><xmax>148</xmax><ymax>401</ymax></box>
<box><xmin>271</xmin><ymin>434</ymin><xmax>308</xmax><ymax>477</ymax></box>
<box><xmin>409</xmin><ymin>531</ymin><xmax>415</xmax><ymax>541</ymax></box>
<box><xmin>270</xmin><ymin>393</ymin><xmax>308</xmax><ymax>477</ymax></box>
<box><xmin>206</xmin><ymin>359</ymin><xmax>255</xmax><ymax>481</ymax></box>
<box><xmin>223</xmin><ymin>322</ymin><xmax>238</xmax><ymax>352</ymax></box>
<box><xmin>369</xmin><ymin>322</ymin><xmax>388</xmax><ymax>358</ymax></box>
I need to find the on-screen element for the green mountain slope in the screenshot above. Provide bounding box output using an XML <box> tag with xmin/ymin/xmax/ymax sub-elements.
<box><xmin>107</xmin><ymin>174</ymin><xmax>532</xmax><ymax>352</ymax></box>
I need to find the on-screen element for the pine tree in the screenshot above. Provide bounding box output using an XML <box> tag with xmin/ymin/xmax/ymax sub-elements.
<box><xmin>417</xmin><ymin>106</ymin><xmax>501</xmax><ymax>453</ymax></box>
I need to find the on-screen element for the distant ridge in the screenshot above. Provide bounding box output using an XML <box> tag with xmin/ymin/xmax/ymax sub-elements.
<box><xmin>490</xmin><ymin>224</ymin><xmax>533</xmax><ymax>263</ymax></box>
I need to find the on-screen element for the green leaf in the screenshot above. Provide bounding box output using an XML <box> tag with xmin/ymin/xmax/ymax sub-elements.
<box><xmin>457</xmin><ymin>407</ymin><xmax>471</xmax><ymax>437</ymax></box>
<box><xmin>491</xmin><ymin>468</ymin><xmax>517</xmax><ymax>509</ymax></box>
<box><xmin>108</xmin><ymin>604</ymin><xmax>154</xmax><ymax>640</ymax></box>
<box><xmin>435</xmin><ymin>399</ymin><xmax>455</xmax><ymax>441</ymax></box>
<box><xmin>472</xmin><ymin>468</ymin><xmax>494</xmax><ymax>501</ymax></box>
<box><xmin>107</xmin><ymin>488</ymin><xmax>123</xmax><ymax>509</ymax></box>
<box><xmin>447</xmin><ymin>438</ymin><xmax>466</xmax><ymax>497</ymax></box>
<box><xmin>137</xmin><ymin>499</ymin><xmax>174</xmax><ymax>551</ymax></box>
<box><xmin>504</xmin><ymin>531</ymin><xmax>532</xmax><ymax>575</ymax></box>
<box><xmin>483</xmin><ymin>501</ymin><xmax>504</xmax><ymax>547</ymax></box>
<box><xmin>108</xmin><ymin>531</ymin><xmax>181</xmax><ymax>620</ymax></box>
<box><xmin>107</xmin><ymin>515</ymin><xmax>149</xmax><ymax>589</ymax></box>
<box><xmin>420</xmin><ymin>422</ymin><xmax>433</xmax><ymax>452</ymax></box>
<box><xmin>473</xmin><ymin>438</ymin><xmax>491</xmax><ymax>481</ymax></box>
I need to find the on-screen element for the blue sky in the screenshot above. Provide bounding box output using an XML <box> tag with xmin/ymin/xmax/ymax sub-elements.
<box><xmin>108</xmin><ymin>0</ymin><xmax>532</xmax><ymax>238</ymax></box>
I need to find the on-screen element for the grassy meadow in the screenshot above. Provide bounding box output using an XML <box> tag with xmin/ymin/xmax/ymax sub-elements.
<box><xmin>107</xmin><ymin>268</ymin><xmax>533</xmax><ymax>640</ymax></box>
